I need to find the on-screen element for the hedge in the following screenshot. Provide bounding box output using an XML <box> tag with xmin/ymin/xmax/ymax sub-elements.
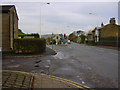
<box><xmin>18</xmin><ymin>33</ymin><xmax>40</xmax><ymax>38</ymax></box>
<box><xmin>14</xmin><ymin>38</ymin><xmax>46</xmax><ymax>54</ymax></box>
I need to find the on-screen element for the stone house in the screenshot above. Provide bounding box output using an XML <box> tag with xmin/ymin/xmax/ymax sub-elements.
<box><xmin>99</xmin><ymin>18</ymin><xmax>120</xmax><ymax>47</ymax></box>
<box><xmin>18</xmin><ymin>29</ymin><xmax>24</xmax><ymax>35</ymax></box>
<box><xmin>87</xmin><ymin>28</ymin><xmax>95</xmax><ymax>41</ymax></box>
<box><xmin>94</xmin><ymin>27</ymin><xmax>102</xmax><ymax>42</ymax></box>
<box><xmin>88</xmin><ymin>18</ymin><xmax>120</xmax><ymax>47</ymax></box>
<box><xmin>0</xmin><ymin>5</ymin><xmax>19</xmax><ymax>52</ymax></box>
<box><xmin>94</xmin><ymin>23</ymin><xmax>104</xmax><ymax>43</ymax></box>
<box><xmin>69</xmin><ymin>30</ymin><xmax>85</xmax><ymax>43</ymax></box>
<box><xmin>73</xmin><ymin>30</ymin><xmax>85</xmax><ymax>36</ymax></box>
<box><xmin>53</xmin><ymin>34</ymin><xmax>63</xmax><ymax>45</ymax></box>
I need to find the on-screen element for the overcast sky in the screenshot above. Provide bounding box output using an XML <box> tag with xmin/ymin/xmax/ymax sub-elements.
<box><xmin>1</xmin><ymin>0</ymin><xmax>119</xmax><ymax>35</ymax></box>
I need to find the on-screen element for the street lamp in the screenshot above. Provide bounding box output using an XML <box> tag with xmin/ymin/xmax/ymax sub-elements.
<box><xmin>89</xmin><ymin>12</ymin><xmax>100</xmax><ymax>26</ymax></box>
<box><xmin>39</xmin><ymin>2</ymin><xmax>50</xmax><ymax>38</ymax></box>
<box><xmin>52</xmin><ymin>32</ymin><xmax>54</xmax><ymax>49</ymax></box>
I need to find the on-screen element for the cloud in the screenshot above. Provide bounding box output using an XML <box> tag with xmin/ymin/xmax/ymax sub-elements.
<box><xmin>2</xmin><ymin>2</ymin><xmax>118</xmax><ymax>35</ymax></box>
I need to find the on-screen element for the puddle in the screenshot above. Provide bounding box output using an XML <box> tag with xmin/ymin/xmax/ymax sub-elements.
<box><xmin>47</xmin><ymin>60</ymin><xmax>51</xmax><ymax>65</ymax></box>
<box><xmin>47</xmin><ymin>60</ymin><xmax>50</xmax><ymax>62</ymax></box>
<box><xmin>45</xmin><ymin>65</ymin><xmax>50</xmax><ymax>68</ymax></box>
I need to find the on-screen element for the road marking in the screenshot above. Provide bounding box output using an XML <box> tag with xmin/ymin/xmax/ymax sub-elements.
<box><xmin>38</xmin><ymin>74</ymin><xmax>90</xmax><ymax>88</ymax></box>
<box><xmin>3</xmin><ymin>70</ymin><xmax>90</xmax><ymax>88</ymax></box>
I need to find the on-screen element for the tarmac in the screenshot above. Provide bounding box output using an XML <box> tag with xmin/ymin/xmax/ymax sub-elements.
<box><xmin>2</xmin><ymin>47</ymin><xmax>90</xmax><ymax>89</ymax></box>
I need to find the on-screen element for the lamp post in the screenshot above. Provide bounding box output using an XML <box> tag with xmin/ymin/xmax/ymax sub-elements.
<box><xmin>116</xmin><ymin>32</ymin><xmax>118</xmax><ymax>48</ymax></box>
<box><xmin>39</xmin><ymin>3</ymin><xmax>50</xmax><ymax>38</ymax></box>
<box><xmin>52</xmin><ymin>32</ymin><xmax>54</xmax><ymax>49</ymax></box>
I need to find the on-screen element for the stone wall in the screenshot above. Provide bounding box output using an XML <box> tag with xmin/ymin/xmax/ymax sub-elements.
<box><xmin>0</xmin><ymin>14</ymin><xmax>2</xmax><ymax>48</ymax></box>
<box><xmin>2</xmin><ymin>13</ymin><xmax>10</xmax><ymax>51</ymax></box>
<box><xmin>2</xmin><ymin>9</ymin><xmax>18</xmax><ymax>52</ymax></box>
<box><xmin>99</xmin><ymin>37</ymin><xmax>120</xmax><ymax>47</ymax></box>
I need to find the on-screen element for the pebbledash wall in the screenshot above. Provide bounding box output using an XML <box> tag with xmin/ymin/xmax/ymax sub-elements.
<box><xmin>0</xmin><ymin>5</ymin><xmax>19</xmax><ymax>52</ymax></box>
<box><xmin>99</xmin><ymin>18</ymin><xmax>120</xmax><ymax>47</ymax></box>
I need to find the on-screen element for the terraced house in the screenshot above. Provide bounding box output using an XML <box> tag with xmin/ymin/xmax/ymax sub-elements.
<box><xmin>99</xmin><ymin>18</ymin><xmax>120</xmax><ymax>47</ymax></box>
<box><xmin>0</xmin><ymin>5</ymin><xmax>19</xmax><ymax>52</ymax></box>
<box><xmin>87</xmin><ymin>18</ymin><xmax>120</xmax><ymax>47</ymax></box>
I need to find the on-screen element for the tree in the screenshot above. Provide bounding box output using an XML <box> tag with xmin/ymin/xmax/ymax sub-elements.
<box><xmin>80</xmin><ymin>34</ymin><xmax>86</xmax><ymax>43</ymax></box>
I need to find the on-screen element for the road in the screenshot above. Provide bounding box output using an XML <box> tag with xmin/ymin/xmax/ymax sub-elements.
<box><xmin>48</xmin><ymin>42</ymin><xmax>118</xmax><ymax>88</ymax></box>
<box><xmin>3</xmin><ymin>43</ymin><xmax>119</xmax><ymax>88</ymax></box>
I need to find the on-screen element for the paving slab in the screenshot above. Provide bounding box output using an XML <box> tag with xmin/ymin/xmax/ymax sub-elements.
<box><xmin>2</xmin><ymin>70</ymin><xmax>90</xmax><ymax>89</ymax></box>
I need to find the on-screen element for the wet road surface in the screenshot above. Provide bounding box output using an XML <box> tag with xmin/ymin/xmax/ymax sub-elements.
<box><xmin>3</xmin><ymin>43</ymin><xmax>119</xmax><ymax>88</ymax></box>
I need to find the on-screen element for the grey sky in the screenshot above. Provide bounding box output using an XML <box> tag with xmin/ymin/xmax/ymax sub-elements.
<box><xmin>1</xmin><ymin>1</ymin><xmax>119</xmax><ymax>35</ymax></box>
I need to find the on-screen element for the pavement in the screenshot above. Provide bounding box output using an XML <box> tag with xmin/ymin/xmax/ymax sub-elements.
<box><xmin>2</xmin><ymin>47</ymin><xmax>90</xmax><ymax>89</ymax></box>
<box><xmin>2</xmin><ymin>70</ymin><xmax>90</xmax><ymax>89</ymax></box>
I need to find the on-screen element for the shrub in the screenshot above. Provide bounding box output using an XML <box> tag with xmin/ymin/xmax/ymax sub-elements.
<box><xmin>58</xmin><ymin>40</ymin><xmax>62</xmax><ymax>44</ymax></box>
<box><xmin>14</xmin><ymin>38</ymin><xmax>46</xmax><ymax>54</ymax></box>
<box><xmin>50</xmin><ymin>40</ymin><xmax>56</xmax><ymax>45</ymax></box>
<box><xmin>80</xmin><ymin>34</ymin><xmax>86</xmax><ymax>43</ymax></box>
<box><xmin>85</xmin><ymin>40</ymin><xmax>96</xmax><ymax>45</ymax></box>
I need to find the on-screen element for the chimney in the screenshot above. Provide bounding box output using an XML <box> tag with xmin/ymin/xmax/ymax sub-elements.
<box><xmin>101</xmin><ymin>22</ymin><xmax>104</xmax><ymax>27</ymax></box>
<box><xmin>110</xmin><ymin>18</ymin><xmax>116</xmax><ymax>25</ymax></box>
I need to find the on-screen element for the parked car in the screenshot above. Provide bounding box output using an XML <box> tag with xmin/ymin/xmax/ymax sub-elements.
<box><xmin>0</xmin><ymin>47</ymin><xmax>1</xmax><ymax>52</ymax></box>
<box><xmin>67</xmin><ymin>40</ymin><xmax>71</xmax><ymax>44</ymax></box>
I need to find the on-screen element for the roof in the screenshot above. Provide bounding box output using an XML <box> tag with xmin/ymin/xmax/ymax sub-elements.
<box><xmin>88</xmin><ymin>28</ymin><xmax>95</xmax><ymax>33</ymax></box>
<box><xmin>0</xmin><ymin>5</ymin><xmax>15</xmax><ymax>13</ymax></box>
<box><xmin>96</xmin><ymin>27</ymin><xmax>102</xmax><ymax>30</ymax></box>
<box><xmin>0</xmin><ymin>5</ymin><xmax>19</xmax><ymax>20</ymax></box>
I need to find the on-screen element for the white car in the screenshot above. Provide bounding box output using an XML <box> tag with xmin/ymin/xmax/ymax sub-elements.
<box><xmin>67</xmin><ymin>40</ymin><xmax>71</xmax><ymax>44</ymax></box>
<box><xmin>0</xmin><ymin>47</ymin><xmax>1</xmax><ymax>52</ymax></box>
